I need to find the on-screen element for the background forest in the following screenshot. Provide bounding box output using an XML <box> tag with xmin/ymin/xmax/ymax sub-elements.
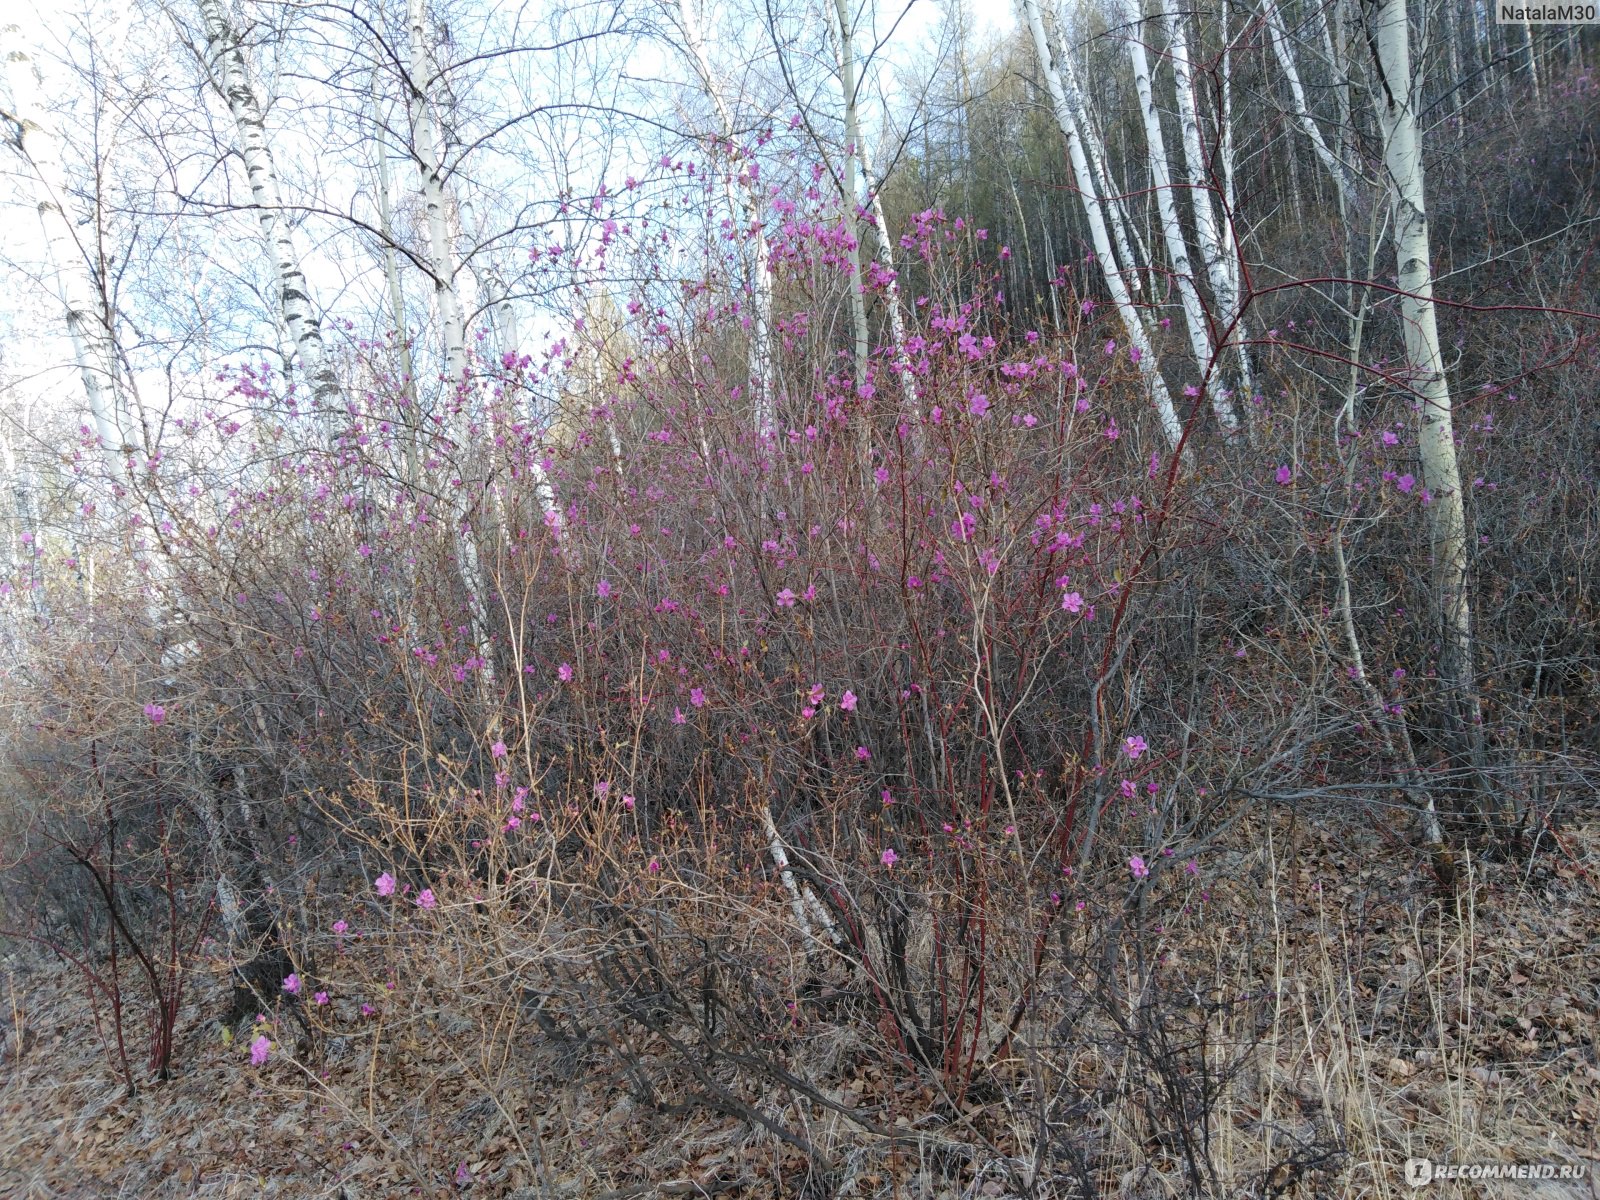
<box><xmin>0</xmin><ymin>0</ymin><xmax>1597</xmax><ymax>1195</ymax></box>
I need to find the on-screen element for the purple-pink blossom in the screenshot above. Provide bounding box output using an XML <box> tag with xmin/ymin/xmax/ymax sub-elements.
<box><xmin>840</xmin><ymin>690</ymin><xmax>858</xmax><ymax>712</ymax></box>
<box><xmin>416</xmin><ymin>888</ymin><xmax>437</xmax><ymax>910</ymax></box>
<box><xmin>143</xmin><ymin>702</ymin><xmax>166</xmax><ymax>725</ymax></box>
<box><xmin>1129</xmin><ymin>856</ymin><xmax>1150</xmax><ymax>879</ymax></box>
<box><xmin>1124</xmin><ymin>735</ymin><xmax>1149</xmax><ymax>759</ymax></box>
<box><xmin>283</xmin><ymin>973</ymin><xmax>301</xmax><ymax>995</ymax></box>
<box><xmin>249</xmin><ymin>1034</ymin><xmax>271</xmax><ymax>1066</ymax></box>
<box><xmin>375</xmin><ymin>872</ymin><xmax>396</xmax><ymax>897</ymax></box>
<box><xmin>881</xmin><ymin>848</ymin><xmax>898</xmax><ymax>867</ymax></box>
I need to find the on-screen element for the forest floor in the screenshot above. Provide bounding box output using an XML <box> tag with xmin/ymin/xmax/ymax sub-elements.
<box><xmin>3</xmin><ymin>806</ymin><xmax>1599</xmax><ymax>1200</ymax></box>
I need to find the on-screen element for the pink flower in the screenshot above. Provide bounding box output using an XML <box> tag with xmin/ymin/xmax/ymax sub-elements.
<box><xmin>314</xmin><ymin>991</ymin><xmax>329</xmax><ymax>1006</ymax></box>
<box><xmin>855</xmin><ymin>746</ymin><xmax>871</xmax><ymax>761</ymax></box>
<box><xmin>622</xmin><ymin>794</ymin><xmax>635</xmax><ymax>810</ymax></box>
<box><xmin>1062</xmin><ymin>591</ymin><xmax>1084</xmax><ymax>614</ymax></box>
<box><xmin>1129</xmin><ymin>855</ymin><xmax>1150</xmax><ymax>879</ymax></box>
<box><xmin>775</xmin><ymin>587</ymin><xmax>797</xmax><ymax>608</ymax></box>
<box><xmin>840</xmin><ymin>690</ymin><xmax>857</xmax><ymax>712</ymax></box>
<box><xmin>1396</xmin><ymin>473</ymin><xmax>1416</xmax><ymax>494</ymax></box>
<box><xmin>332</xmin><ymin>920</ymin><xmax>348</xmax><ymax>935</ymax></box>
<box><xmin>690</xmin><ymin>687</ymin><xmax>706</xmax><ymax>707</ymax></box>
<box><xmin>673</xmin><ymin>707</ymin><xmax>687</xmax><ymax>724</ymax></box>
<box><xmin>968</xmin><ymin>392</ymin><xmax>990</xmax><ymax>417</ymax></box>
<box><xmin>455</xmin><ymin>1163</ymin><xmax>474</xmax><ymax>1187</ymax></box>
<box><xmin>375</xmin><ymin>872</ymin><xmax>396</xmax><ymax>897</ymax></box>
<box><xmin>1123</xmin><ymin>735</ymin><xmax>1149</xmax><ymax>759</ymax></box>
<box><xmin>360</xmin><ymin>1004</ymin><xmax>376</xmax><ymax>1017</ymax></box>
<box><xmin>597</xmin><ymin>578</ymin><xmax>612</xmax><ymax>599</ymax></box>
<box><xmin>557</xmin><ymin>662</ymin><xmax>573</xmax><ymax>682</ymax></box>
<box><xmin>1275</xmin><ymin>464</ymin><xmax>1293</xmax><ymax>486</ymax></box>
<box><xmin>1184</xmin><ymin>859</ymin><xmax>1199</xmax><ymax>876</ymax></box>
<box><xmin>143</xmin><ymin>702</ymin><xmax>166</xmax><ymax>725</ymax></box>
<box><xmin>880</xmin><ymin>848</ymin><xmax>898</xmax><ymax>868</ymax></box>
<box><xmin>490</xmin><ymin>739</ymin><xmax>507</xmax><ymax>759</ymax></box>
<box><xmin>1381</xmin><ymin>430</ymin><xmax>1399</xmax><ymax>446</ymax></box>
<box><xmin>416</xmin><ymin>888</ymin><xmax>436</xmax><ymax>910</ymax></box>
<box><xmin>283</xmin><ymin>973</ymin><xmax>301</xmax><ymax>995</ymax></box>
<box><xmin>249</xmin><ymin>1034</ymin><xmax>271</xmax><ymax>1066</ymax></box>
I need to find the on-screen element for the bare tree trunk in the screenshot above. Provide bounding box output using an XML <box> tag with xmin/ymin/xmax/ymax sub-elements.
<box><xmin>676</xmin><ymin>0</ymin><xmax>777</xmax><ymax>440</ymax></box>
<box><xmin>828</xmin><ymin>0</ymin><xmax>871</xmax><ymax>396</ymax></box>
<box><xmin>195</xmin><ymin>0</ymin><xmax>341</xmax><ymax>421</ymax></box>
<box><xmin>1118</xmin><ymin>0</ymin><xmax>1242</xmax><ymax>439</ymax></box>
<box><xmin>405</xmin><ymin>0</ymin><xmax>501</xmax><ymax>708</ymax></box>
<box><xmin>2</xmin><ymin>26</ymin><xmax>130</xmax><ymax>469</ymax></box>
<box><xmin>1161</xmin><ymin>0</ymin><xmax>1255</xmax><ymax>418</ymax></box>
<box><xmin>1022</xmin><ymin>0</ymin><xmax>1188</xmax><ymax>456</ymax></box>
<box><xmin>1364</xmin><ymin>0</ymin><xmax>1507</xmax><ymax>839</ymax></box>
<box><xmin>1262</xmin><ymin>0</ymin><xmax>1359</xmax><ymax>207</ymax></box>
<box><xmin>824</xmin><ymin>35</ymin><xmax>921</xmax><ymax>431</ymax></box>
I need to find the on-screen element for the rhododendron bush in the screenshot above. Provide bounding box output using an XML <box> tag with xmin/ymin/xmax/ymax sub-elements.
<box><xmin>1</xmin><ymin>117</ymin><xmax>1595</xmax><ymax>1188</ymax></box>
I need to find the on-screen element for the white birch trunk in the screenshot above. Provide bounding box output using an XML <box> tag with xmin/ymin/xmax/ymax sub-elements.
<box><xmin>3</xmin><ymin>27</ymin><xmax>129</xmax><ymax>468</ymax></box>
<box><xmin>827</xmin><ymin>0</ymin><xmax>871</xmax><ymax>394</ymax></box>
<box><xmin>1160</xmin><ymin>0</ymin><xmax>1255</xmax><ymax>414</ymax></box>
<box><xmin>405</xmin><ymin>0</ymin><xmax>501</xmax><ymax>708</ymax></box>
<box><xmin>1262</xmin><ymin>0</ymin><xmax>1359</xmax><ymax>208</ymax></box>
<box><xmin>1117</xmin><ymin>0</ymin><xmax>1241</xmax><ymax>439</ymax></box>
<box><xmin>1364</xmin><ymin>0</ymin><xmax>1501</xmax><ymax>831</ymax></box>
<box><xmin>818</xmin><ymin>8</ymin><xmax>921</xmax><ymax>429</ymax></box>
<box><xmin>1020</xmin><ymin>0</ymin><xmax>1186</xmax><ymax>455</ymax></box>
<box><xmin>371</xmin><ymin>88</ymin><xmax>422</xmax><ymax>486</ymax></box>
<box><xmin>676</xmin><ymin>0</ymin><xmax>777</xmax><ymax>441</ymax></box>
<box><xmin>195</xmin><ymin>0</ymin><xmax>341</xmax><ymax>418</ymax></box>
<box><xmin>407</xmin><ymin>0</ymin><xmax>469</xmax><ymax>385</ymax></box>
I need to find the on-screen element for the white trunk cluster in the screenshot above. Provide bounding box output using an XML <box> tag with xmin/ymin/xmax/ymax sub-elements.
<box><xmin>1115</xmin><ymin>0</ymin><xmax>1242</xmax><ymax>439</ymax></box>
<box><xmin>1262</xmin><ymin>0</ymin><xmax>1358</xmax><ymax>208</ymax></box>
<box><xmin>1159</xmin><ymin>0</ymin><xmax>1255</xmax><ymax>416</ymax></box>
<box><xmin>1020</xmin><ymin>0</ymin><xmax>1186</xmax><ymax>455</ymax></box>
<box><xmin>195</xmin><ymin>0</ymin><xmax>341</xmax><ymax>418</ymax></box>
<box><xmin>676</xmin><ymin>0</ymin><xmax>777</xmax><ymax>441</ymax></box>
<box><xmin>3</xmin><ymin>26</ymin><xmax>130</xmax><ymax>469</ymax></box>
<box><xmin>819</xmin><ymin>4</ymin><xmax>921</xmax><ymax>429</ymax></box>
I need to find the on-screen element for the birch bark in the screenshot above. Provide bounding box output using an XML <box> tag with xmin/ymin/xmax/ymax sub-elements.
<box><xmin>195</xmin><ymin>0</ymin><xmax>341</xmax><ymax>418</ymax></box>
<box><xmin>676</xmin><ymin>0</ymin><xmax>777</xmax><ymax>440</ymax></box>
<box><xmin>1364</xmin><ymin>0</ymin><xmax>1505</xmax><ymax>835</ymax></box>
<box><xmin>2</xmin><ymin>27</ymin><xmax>130</xmax><ymax>468</ymax></box>
<box><xmin>1020</xmin><ymin>0</ymin><xmax>1187</xmax><ymax>455</ymax></box>
<box><xmin>1116</xmin><ymin>0</ymin><xmax>1241</xmax><ymax>438</ymax></box>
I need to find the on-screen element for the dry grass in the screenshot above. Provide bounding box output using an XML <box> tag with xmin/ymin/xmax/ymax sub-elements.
<box><xmin>3</xmin><ymin>807</ymin><xmax>1597</xmax><ymax>1199</ymax></box>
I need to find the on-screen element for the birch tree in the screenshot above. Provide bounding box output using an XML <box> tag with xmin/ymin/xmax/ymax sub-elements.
<box><xmin>1113</xmin><ymin>0</ymin><xmax>1242</xmax><ymax>438</ymax></box>
<box><xmin>675</xmin><ymin>0</ymin><xmax>778</xmax><ymax>440</ymax></box>
<box><xmin>1362</xmin><ymin>0</ymin><xmax>1505</xmax><ymax>837</ymax></box>
<box><xmin>1020</xmin><ymin>0</ymin><xmax>1187</xmax><ymax>454</ymax></box>
<box><xmin>1158</xmin><ymin>0</ymin><xmax>1255</xmax><ymax>414</ymax></box>
<box><xmin>820</xmin><ymin>0</ymin><xmax>920</xmax><ymax>429</ymax></box>
<box><xmin>1262</xmin><ymin>0</ymin><xmax>1359</xmax><ymax>208</ymax></box>
<box><xmin>193</xmin><ymin>0</ymin><xmax>342</xmax><ymax>420</ymax></box>
<box><xmin>2</xmin><ymin>25</ymin><xmax>132</xmax><ymax>470</ymax></box>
